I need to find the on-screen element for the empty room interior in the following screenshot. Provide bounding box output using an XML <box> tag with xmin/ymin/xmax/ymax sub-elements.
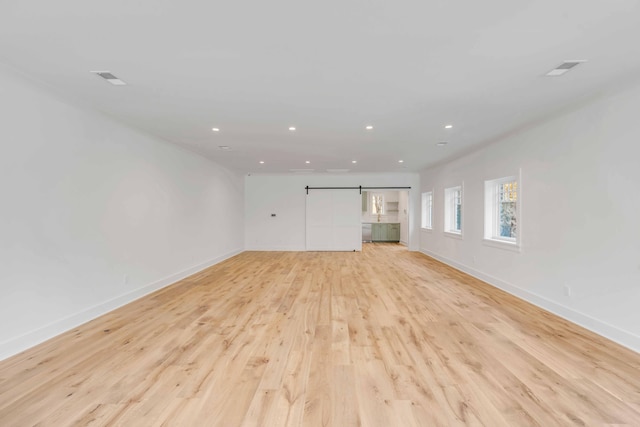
<box><xmin>2</xmin><ymin>1</ymin><xmax>640</xmax><ymax>425</ymax></box>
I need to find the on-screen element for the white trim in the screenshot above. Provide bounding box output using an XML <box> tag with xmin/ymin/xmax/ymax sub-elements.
<box><xmin>444</xmin><ymin>184</ymin><xmax>463</xmax><ymax>234</ymax></box>
<box><xmin>421</xmin><ymin>227</ymin><xmax>433</xmax><ymax>232</ymax></box>
<box><xmin>444</xmin><ymin>231</ymin><xmax>463</xmax><ymax>239</ymax></box>
<box><xmin>0</xmin><ymin>248</ymin><xmax>243</xmax><ymax>362</ymax></box>
<box><xmin>419</xmin><ymin>248</ymin><xmax>640</xmax><ymax>353</ymax></box>
<box><xmin>421</xmin><ymin>190</ymin><xmax>433</xmax><ymax>229</ymax></box>
<box><xmin>370</xmin><ymin>192</ymin><xmax>385</xmax><ymax>216</ymax></box>
<box><xmin>245</xmin><ymin>245</ymin><xmax>306</xmax><ymax>251</ymax></box>
<box><xmin>484</xmin><ymin>171</ymin><xmax>521</xmax><ymax>247</ymax></box>
<box><xmin>482</xmin><ymin>237</ymin><xmax>521</xmax><ymax>253</ymax></box>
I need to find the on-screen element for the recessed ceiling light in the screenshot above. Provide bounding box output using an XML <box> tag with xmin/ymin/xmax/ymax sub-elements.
<box><xmin>436</xmin><ymin>141</ymin><xmax>448</xmax><ymax>147</ymax></box>
<box><xmin>305</xmin><ymin>160</ymin><xmax>311</xmax><ymax>164</ymax></box>
<box><xmin>212</xmin><ymin>128</ymin><xmax>220</xmax><ymax>132</ymax></box>
<box><xmin>90</xmin><ymin>71</ymin><xmax>127</xmax><ymax>86</ymax></box>
<box><xmin>445</xmin><ymin>125</ymin><xmax>453</xmax><ymax>129</ymax></box>
<box><xmin>259</xmin><ymin>161</ymin><xmax>265</xmax><ymax>164</ymax></box>
<box><xmin>398</xmin><ymin>160</ymin><xmax>404</xmax><ymax>163</ymax></box>
<box><xmin>289</xmin><ymin>127</ymin><xmax>296</xmax><ymax>131</ymax></box>
<box><xmin>365</xmin><ymin>125</ymin><xmax>373</xmax><ymax>130</ymax></box>
<box><xmin>352</xmin><ymin>160</ymin><xmax>357</xmax><ymax>164</ymax></box>
<box><xmin>545</xmin><ymin>60</ymin><xmax>586</xmax><ymax>77</ymax></box>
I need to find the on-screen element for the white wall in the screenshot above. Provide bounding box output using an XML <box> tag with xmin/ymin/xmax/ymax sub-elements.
<box><xmin>245</xmin><ymin>173</ymin><xmax>420</xmax><ymax>251</ymax></box>
<box><xmin>0</xmin><ymin>64</ymin><xmax>245</xmax><ymax>360</ymax></box>
<box><xmin>420</xmin><ymin>82</ymin><xmax>640</xmax><ymax>352</ymax></box>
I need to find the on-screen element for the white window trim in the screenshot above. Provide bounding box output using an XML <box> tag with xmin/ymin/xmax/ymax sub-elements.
<box><xmin>444</xmin><ymin>184</ymin><xmax>463</xmax><ymax>238</ymax></box>
<box><xmin>370</xmin><ymin>193</ymin><xmax>385</xmax><ymax>216</ymax></box>
<box><xmin>444</xmin><ymin>230</ymin><xmax>463</xmax><ymax>240</ymax></box>
<box><xmin>482</xmin><ymin>237</ymin><xmax>521</xmax><ymax>252</ymax></box>
<box><xmin>421</xmin><ymin>190</ymin><xmax>433</xmax><ymax>230</ymax></box>
<box><xmin>483</xmin><ymin>172</ymin><xmax>521</xmax><ymax>252</ymax></box>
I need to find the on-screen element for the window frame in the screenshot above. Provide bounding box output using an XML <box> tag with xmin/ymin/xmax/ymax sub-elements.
<box><xmin>484</xmin><ymin>174</ymin><xmax>521</xmax><ymax>252</ymax></box>
<box><xmin>421</xmin><ymin>190</ymin><xmax>433</xmax><ymax>230</ymax></box>
<box><xmin>370</xmin><ymin>193</ymin><xmax>385</xmax><ymax>216</ymax></box>
<box><xmin>444</xmin><ymin>185</ymin><xmax>463</xmax><ymax>238</ymax></box>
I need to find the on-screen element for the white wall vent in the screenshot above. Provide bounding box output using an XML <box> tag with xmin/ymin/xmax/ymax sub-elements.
<box><xmin>545</xmin><ymin>60</ymin><xmax>586</xmax><ymax>77</ymax></box>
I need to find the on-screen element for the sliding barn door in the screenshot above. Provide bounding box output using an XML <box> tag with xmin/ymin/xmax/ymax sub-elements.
<box><xmin>306</xmin><ymin>190</ymin><xmax>362</xmax><ymax>251</ymax></box>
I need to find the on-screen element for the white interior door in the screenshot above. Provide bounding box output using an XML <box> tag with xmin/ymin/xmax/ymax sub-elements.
<box><xmin>306</xmin><ymin>190</ymin><xmax>362</xmax><ymax>251</ymax></box>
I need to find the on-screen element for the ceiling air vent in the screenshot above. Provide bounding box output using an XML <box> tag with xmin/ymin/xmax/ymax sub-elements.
<box><xmin>326</xmin><ymin>169</ymin><xmax>350</xmax><ymax>173</ymax></box>
<box><xmin>289</xmin><ymin>169</ymin><xmax>315</xmax><ymax>173</ymax></box>
<box><xmin>545</xmin><ymin>60</ymin><xmax>586</xmax><ymax>77</ymax></box>
<box><xmin>90</xmin><ymin>70</ymin><xmax>127</xmax><ymax>85</ymax></box>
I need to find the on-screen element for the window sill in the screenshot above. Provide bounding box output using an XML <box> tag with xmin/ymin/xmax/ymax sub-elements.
<box><xmin>444</xmin><ymin>231</ymin><xmax>463</xmax><ymax>240</ymax></box>
<box><xmin>421</xmin><ymin>227</ymin><xmax>433</xmax><ymax>233</ymax></box>
<box><xmin>483</xmin><ymin>238</ymin><xmax>521</xmax><ymax>253</ymax></box>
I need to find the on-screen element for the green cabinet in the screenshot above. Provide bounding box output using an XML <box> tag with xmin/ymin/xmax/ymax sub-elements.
<box><xmin>362</xmin><ymin>191</ymin><xmax>368</xmax><ymax>212</ymax></box>
<box><xmin>372</xmin><ymin>223</ymin><xmax>386</xmax><ymax>241</ymax></box>
<box><xmin>371</xmin><ymin>223</ymin><xmax>400</xmax><ymax>242</ymax></box>
<box><xmin>371</xmin><ymin>224</ymin><xmax>378</xmax><ymax>240</ymax></box>
<box><xmin>388</xmin><ymin>223</ymin><xmax>400</xmax><ymax>241</ymax></box>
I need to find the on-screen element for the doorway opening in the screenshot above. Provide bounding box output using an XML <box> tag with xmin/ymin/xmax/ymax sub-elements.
<box><xmin>361</xmin><ymin>189</ymin><xmax>410</xmax><ymax>247</ymax></box>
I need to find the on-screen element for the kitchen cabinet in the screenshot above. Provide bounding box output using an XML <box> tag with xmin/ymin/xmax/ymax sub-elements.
<box><xmin>372</xmin><ymin>223</ymin><xmax>386</xmax><ymax>241</ymax></box>
<box><xmin>370</xmin><ymin>223</ymin><xmax>400</xmax><ymax>242</ymax></box>
<box><xmin>388</xmin><ymin>223</ymin><xmax>400</xmax><ymax>241</ymax></box>
<box><xmin>362</xmin><ymin>191</ymin><xmax>368</xmax><ymax>212</ymax></box>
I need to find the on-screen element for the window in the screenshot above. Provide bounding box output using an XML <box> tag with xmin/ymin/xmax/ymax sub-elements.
<box><xmin>444</xmin><ymin>186</ymin><xmax>462</xmax><ymax>235</ymax></box>
<box><xmin>371</xmin><ymin>193</ymin><xmax>385</xmax><ymax>215</ymax></box>
<box><xmin>421</xmin><ymin>191</ymin><xmax>432</xmax><ymax>229</ymax></box>
<box><xmin>484</xmin><ymin>176</ymin><xmax>519</xmax><ymax>248</ymax></box>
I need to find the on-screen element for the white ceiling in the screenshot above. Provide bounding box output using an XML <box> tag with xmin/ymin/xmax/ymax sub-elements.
<box><xmin>2</xmin><ymin>0</ymin><xmax>640</xmax><ymax>174</ymax></box>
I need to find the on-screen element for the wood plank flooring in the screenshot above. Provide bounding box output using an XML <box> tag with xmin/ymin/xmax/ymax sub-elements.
<box><xmin>1</xmin><ymin>244</ymin><xmax>640</xmax><ymax>426</ymax></box>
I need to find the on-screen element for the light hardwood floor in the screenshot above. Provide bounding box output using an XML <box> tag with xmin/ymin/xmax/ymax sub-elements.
<box><xmin>1</xmin><ymin>244</ymin><xmax>639</xmax><ymax>426</ymax></box>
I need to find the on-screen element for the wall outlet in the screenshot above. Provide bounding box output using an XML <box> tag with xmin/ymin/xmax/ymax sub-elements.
<box><xmin>563</xmin><ymin>284</ymin><xmax>571</xmax><ymax>297</ymax></box>
<box><xmin>123</xmin><ymin>274</ymin><xmax>129</xmax><ymax>285</ymax></box>
<box><xmin>472</xmin><ymin>256</ymin><xmax>477</xmax><ymax>265</ymax></box>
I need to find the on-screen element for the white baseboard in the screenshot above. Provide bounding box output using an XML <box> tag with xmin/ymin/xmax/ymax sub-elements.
<box><xmin>0</xmin><ymin>248</ymin><xmax>243</xmax><ymax>362</ymax></box>
<box><xmin>244</xmin><ymin>245</ymin><xmax>306</xmax><ymax>251</ymax></box>
<box><xmin>419</xmin><ymin>249</ymin><xmax>640</xmax><ymax>354</ymax></box>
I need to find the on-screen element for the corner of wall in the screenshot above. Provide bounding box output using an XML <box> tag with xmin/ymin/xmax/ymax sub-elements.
<box><xmin>419</xmin><ymin>249</ymin><xmax>640</xmax><ymax>353</ymax></box>
<box><xmin>0</xmin><ymin>248</ymin><xmax>243</xmax><ymax>362</ymax></box>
